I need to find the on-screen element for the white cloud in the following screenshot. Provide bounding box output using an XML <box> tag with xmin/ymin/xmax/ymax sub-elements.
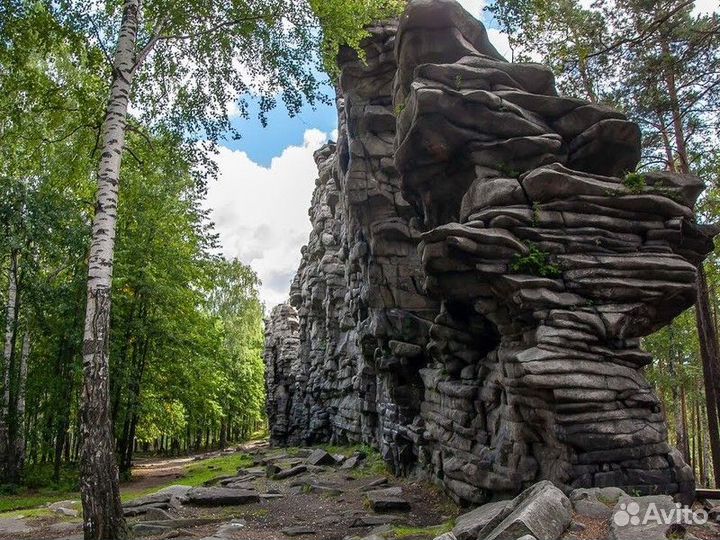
<box><xmin>456</xmin><ymin>0</ymin><xmax>487</xmax><ymax>18</ymax></box>
<box><xmin>694</xmin><ymin>0</ymin><xmax>719</xmax><ymax>16</ymax></box>
<box><xmin>487</xmin><ymin>28</ymin><xmax>513</xmax><ymax>60</ymax></box>
<box><xmin>205</xmin><ymin>129</ymin><xmax>329</xmax><ymax>309</ymax></box>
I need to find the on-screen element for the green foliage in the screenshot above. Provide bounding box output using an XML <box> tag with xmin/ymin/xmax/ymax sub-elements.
<box><xmin>495</xmin><ymin>162</ymin><xmax>521</xmax><ymax>178</ymax></box>
<box><xmin>178</xmin><ymin>453</ymin><xmax>254</xmax><ymax>488</ymax></box>
<box><xmin>511</xmin><ymin>244</ymin><xmax>561</xmax><ymax>278</ymax></box>
<box><xmin>392</xmin><ymin>520</ymin><xmax>455</xmax><ymax>539</ymax></box>
<box><xmin>623</xmin><ymin>171</ymin><xmax>646</xmax><ymax>193</ymax></box>
<box><xmin>309</xmin><ymin>0</ymin><xmax>405</xmax><ymax>74</ymax></box>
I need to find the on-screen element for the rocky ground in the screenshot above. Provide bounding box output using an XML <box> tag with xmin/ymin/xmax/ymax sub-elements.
<box><xmin>1</xmin><ymin>441</ymin><xmax>718</xmax><ymax>540</ymax></box>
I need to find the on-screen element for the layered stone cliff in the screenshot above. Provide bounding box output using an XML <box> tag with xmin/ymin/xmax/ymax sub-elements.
<box><xmin>264</xmin><ymin>0</ymin><xmax>716</xmax><ymax>505</ymax></box>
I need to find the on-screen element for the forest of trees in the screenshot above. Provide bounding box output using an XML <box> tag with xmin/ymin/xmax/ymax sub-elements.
<box><xmin>488</xmin><ymin>0</ymin><xmax>720</xmax><ymax>487</ymax></box>
<box><xmin>0</xmin><ymin>0</ymin><xmax>404</xmax><ymax>538</ymax></box>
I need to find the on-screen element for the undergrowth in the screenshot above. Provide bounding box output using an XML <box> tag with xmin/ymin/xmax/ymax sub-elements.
<box><xmin>511</xmin><ymin>244</ymin><xmax>561</xmax><ymax>278</ymax></box>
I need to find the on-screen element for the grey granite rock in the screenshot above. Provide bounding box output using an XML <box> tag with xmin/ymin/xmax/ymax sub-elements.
<box><xmin>306</xmin><ymin>448</ymin><xmax>336</xmax><ymax>466</ymax></box>
<box><xmin>453</xmin><ymin>500</ymin><xmax>512</xmax><ymax>540</ymax></box>
<box><xmin>263</xmin><ymin>0</ymin><xmax>712</xmax><ymax>506</ymax></box>
<box><xmin>185</xmin><ymin>487</ymin><xmax>259</xmax><ymax>506</ymax></box>
<box><xmin>366</xmin><ymin>487</ymin><xmax>411</xmax><ymax>512</ymax></box>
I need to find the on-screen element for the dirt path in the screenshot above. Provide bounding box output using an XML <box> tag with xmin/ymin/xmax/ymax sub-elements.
<box><xmin>0</xmin><ymin>441</ymin><xmax>458</xmax><ymax>540</ymax></box>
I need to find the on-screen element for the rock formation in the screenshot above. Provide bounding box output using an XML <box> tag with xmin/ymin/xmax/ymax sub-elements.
<box><xmin>264</xmin><ymin>0</ymin><xmax>716</xmax><ymax>505</ymax></box>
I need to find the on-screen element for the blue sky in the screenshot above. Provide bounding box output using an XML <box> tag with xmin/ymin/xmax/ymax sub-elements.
<box><xmin>222</xmin><ymin>93</ymin><xmax>338</xmax><ymax>167</ymax></box>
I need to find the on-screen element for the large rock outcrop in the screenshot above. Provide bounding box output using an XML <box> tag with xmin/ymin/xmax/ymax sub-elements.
<box><xmin>264</xmin><ymin>0</ymin><xmax>716</xmax><ymax>505</ymax></box>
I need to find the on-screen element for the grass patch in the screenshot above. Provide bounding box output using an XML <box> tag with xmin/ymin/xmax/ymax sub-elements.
<box><xmin>321</xmin><ymin>444</ymin><xmax>389</xmax><ymax>478</ymax></box>
<box><xmin>161</xmin><ymin>453</ymin><xmax>254</xmax><ymax>489</ymax></box>
<box><xmin>0</xmin><ymin>489</ymin><xmax>79</xmax><ymax>514</ymax></box>
<box><xmin>0</xmin><ymin>451</ymin><xmax>254</xmax><ymax>512</ymax></box>
<box><xmin>392</xmin><ymin>520</ymin><xmax>454</xmax><ymax>539</ymax></box>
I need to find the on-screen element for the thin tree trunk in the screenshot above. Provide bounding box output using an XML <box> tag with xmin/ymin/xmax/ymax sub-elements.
<box><xmin>696</xmin><ymin>398</ymin><xmax>705</xmax><ymax>485</ymax></box>
<box><xmin>120</xmin><ymin>337</ymin><xmax>148</xmax><ymax>474</ymax></box>
<box><xmin>0</xmin><ymin>253</ymin><xmax>19</xmax><ymax>481</ymax></box>
<box><xmin>8</xmin><ymin>331</ymin><xmax>29</xmax><ymax>482</ymax></box>
<box><xmin>79</xmin><ymin>0</ymin><xmax>139</xmax><ymax>537</ymax></box>
<box><xmin>695</xmin><ymin>265</ymin><xmax>720</xmax><ymax>487</ymax></box>
<box><xmin>680</xmin><ymin>385</ymin><xmax>690</xmax><ymax>465</ymax></box>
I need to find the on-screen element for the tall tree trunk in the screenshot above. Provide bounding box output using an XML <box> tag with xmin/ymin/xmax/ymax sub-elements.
<box><xmin>696</xmin><ymin>398</ymin><xmax>705</xmax><ymax>485</ymax></box>
<box><xmin>659</xmin><ymin>38</ymin><xmax>720</xmax><ymax>485</ymax></box>
<box><xmin>119</xmin><ymin>336</ymin><xmax>148</xmax><ymax>474</ymax></box>
<box><xmin>695</xmin><ymin>265</ymin><xmax>720</xmax><ymax>487</ymax></box>
<box><xmin>79</xmin><ymin>0</ymin><xmax>138</xmax><ymax>537</ymax></box>
<box><xmin>8</xmin><ymin>331</ymin><xmax>29</xmax><ymax>483</ymax></box>
<box><xmin>680</xmin><ymin>385</ymin><xmax>690</xmax><ymax>465</ymax></box>
<box><xmin>0</xmin><ymin>253</ymin><xmax>19</xmax><ymax>481</ymax></box>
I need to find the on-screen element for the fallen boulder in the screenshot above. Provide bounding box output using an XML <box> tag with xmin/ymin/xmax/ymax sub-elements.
<box><xmin>185</xmin><ymin>487</ymin><xmax>260</xmax><ymax>506</ymax></box>
<box><xmin>272</xmin><ymin>464</ymin><xmax>308</xmax><ymax>480</ymax></box>
<box><xmin>453</xmin><ymin>500</ymin><xmax>512</xmax><ymax>540</ymax></box>
<box><xmin>306</xmin><ymin>448</ymin><xmax>337</xmax><ymax>466</ymax></box>
<box><xmin>451</xmin><ymin>481</ymin><xmax>571</xmax><ymax>540</ymax></box>
<box><xmin>365</xmin><ymin>487</ymin><xmax>410</xmax><ymax>512</ymax></box>
<box><xmin>282</xmin><ymin>525</ymin><xmax>317</xmax><ymax>536</ymax></box>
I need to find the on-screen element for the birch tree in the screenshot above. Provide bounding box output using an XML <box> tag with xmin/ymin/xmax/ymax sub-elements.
<box><xmin>41</xmin><ymin>0</ymin><xmax>407</xmax><ymax>536</ymax></box>
<box><xmin>0</xmin><ymin>253</ymin><xmax>18</xmax><ymax>481</ymax></box>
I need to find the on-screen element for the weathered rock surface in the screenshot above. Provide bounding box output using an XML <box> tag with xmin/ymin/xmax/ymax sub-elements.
<box><xmin>365</xmin><ymin>487</ymin><xmax>411</xmax><ymax>512</ymax></box>
<box><xmin>451</xmin><ymin>481</ymin><xmax>571</xmax><ymax>540</ymax></box>
<box><xmin>307</xmin><ymin>448</ymin><xmax>337</xmax><ymax>466</ymax></box>
<box><xmin>452</xmin><ymin>500</ymin><xmax>511</xmax><ymax>540</ymax></box>
<box><xmin>185</xmin><ymin>487</ymin><xmax>260</xmax><ymax>506</ymax></box>
<box><xmin>264</xmin><ymin>0</ymin><xmax>714</xmax><ymax>505</ymax></box>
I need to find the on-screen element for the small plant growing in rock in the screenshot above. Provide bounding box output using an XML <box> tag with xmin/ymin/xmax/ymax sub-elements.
<box><xmin>531</xmin><ymin>202</ymin><xmax>541</xmax><ymax>226</ymax></box>
<box><xmin>394</xmin><ymin>101</ymin><xmax>405</xmax><ymax>116</ymax></box>
<box><xmin>496</xmin><ymin>162</ymin><xmax>520</xmax><ymax>178</ymax></box>
<box><xmin>511</xmin><ymin>244</ymin><xmax>561</xmax><ymax>278</ymax></box>
<box><xmin>623</xmin><ymin>171</ymin><xmax>646</xmax><ymax>194</ymax></box>
<box><xmin>455</xmin><ymin>74</ymin><xmax>463</xmax><ymax>90</ymax></box>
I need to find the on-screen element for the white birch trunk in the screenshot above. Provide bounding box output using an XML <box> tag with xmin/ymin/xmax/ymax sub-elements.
<box><xmin>79</xmin><ymin>0</ymin><xmax>139</xmax><ymax>537</ymax></box>
<box><xmin>8</xmin><ymin>331</ymin><xmax>29</xmax><ymax>482</ymax></box>
<box><xmin>0</xmin><ymin>254</ymin><xmax>18</xmax><ymax>480</ymax></box>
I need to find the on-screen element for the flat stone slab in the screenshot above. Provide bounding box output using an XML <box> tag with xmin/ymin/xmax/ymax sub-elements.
<box><xmin>218</xmin><ymin>474</ymin><xmax>254</xmax><ymax>486</ymax></box>
<box><xmin>484</xmin><ymin>481</ymin><xmax>572</xmax><ymax>540</ymax></box>
<box><xmin>349</xmin><ymin>514</ymin><xmax>401</xmax><ymax>527</ymax></box>
<box><xmin>452</xmin><ymin>481</ymin><xmax>571</xmax><ymax>540</ymax></box>
<box><xmin>365</xmin><ymin>487</ymin><xmax>410</xmax><ymax>512</ymax></box>
<box><xmin>186</xmin><ymin>487</ymin><xmax>260</xmax><ymax>506</ymax></box>
<box><xmin>0</xmin><ymin>517</ymin><xmax>33</xmax><ymax>535</ymax></box>
<box><xmin>306</xmin><ymin>448</ymin><xmax>337</xmax><ymax>466</ymax></box>
<box><xmin>282</xmin><ymin>525</ymin><xmax>317</xmax><ymax>536</ymax></box>
<box><xmin>453</xmin><ymin>500</ymin><xmax>512</xmax><ymax>540</ymax></box>
<box><xmin>124</xmin><ymin>502</ymin><xmax>171</xmax><ymax>517</ymax></box>
<box><xmin>272</xmin><ymin>464</ymin><xmax>308</xmax><ymax>479</ymax></box>
<box><xmin>340</xmin><ymin>454</ymin><xmax>364</xmax><ymax>469</ymax></box>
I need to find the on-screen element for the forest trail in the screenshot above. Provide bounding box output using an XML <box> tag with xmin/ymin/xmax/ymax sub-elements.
<box><xmin>0</xmin><ymin>441</ymin><xmax>458</xmax><ymax>540</ymax></box>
